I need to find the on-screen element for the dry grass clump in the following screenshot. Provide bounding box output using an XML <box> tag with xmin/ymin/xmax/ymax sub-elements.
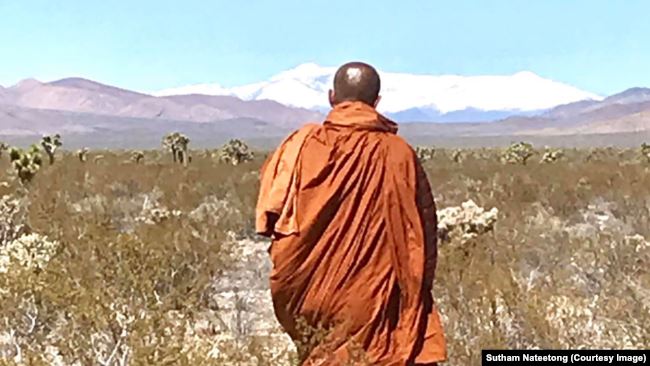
<box><xmin>0</xmin><ymin>146</ymin><xmax>648</xmax><ymax>365</ymax></box>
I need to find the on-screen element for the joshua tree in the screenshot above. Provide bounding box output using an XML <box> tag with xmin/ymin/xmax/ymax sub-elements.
<box><xmin>415</xmin><ymin>146</ymin><xmax>435</xmax><ymax>163</ymax></box>
<box><xmin>0</xmin><ymin>142</ymin><xmax>8</xmax><ymax>158</ymax></box>
<box><xmin>162</xmin><ymin>133</ymin><xmax>178</xmax><ymax>163</ymax></box>
<box><xmin>216</xmin><ymin>139</ymin><xmax>254</xmax><ymax>166</ymax></box>
<box><xmin>162</xmin><ymin>132</ymin><xmax>190</xmax><ymax>167</ymax></box>
<box><xmin>77</xmin><ymin>147</ymin><xmax>89</xmax><ymax>162</ymax></box>
<box><xmin>131</xmin><ymin>150</ymin><xmax>145</xmax><ymax>164</ymax></box>
<box><xmin>540</xmin><ymin>149</ymin><xmax>564</xmax><ymax>164</ymax></box>
<box><xmin>501</xmin><ymin>142</ymin><xmax>534</xmax><ymax>165</ymax></box>
<box><xmin>41</xmin><ymin>134</ymin><xmax>62</xmax><ymax>165</ymax></box>
<box><xmin>176</xmin><ymin>135</ymin><xmax>190</xmax><ymax>167</ymax></box>
<box><xmin>9</xmin><ymin>145</ymin><xmax>43</xmax><ymax>185</ymax></box>
<box><xmin>642</xmin><ymin>143</ymin><xmax>650</xmax><ymax>163</ymax></box>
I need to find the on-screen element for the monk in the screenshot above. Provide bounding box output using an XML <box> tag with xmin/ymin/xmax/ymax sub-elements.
<box><xmin>256</xmin><ymin>61</ymin><xmax>447</xmax><ymax>365</ymax></box>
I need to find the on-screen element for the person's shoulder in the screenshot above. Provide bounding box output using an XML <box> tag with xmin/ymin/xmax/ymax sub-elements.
<box><xmin>288</xmin><ymin>122</ymin><xmax>321</xmax><ymax>140</ymax></box>
<box><xmin>277</xmin><ymin>122</ymin><xmax>321</xmax><ymax>146</ymax></box>
<box><xmin>380</xmin><ymin>133</ymin><xmax>417</xmax><ymax>159</ymax></box>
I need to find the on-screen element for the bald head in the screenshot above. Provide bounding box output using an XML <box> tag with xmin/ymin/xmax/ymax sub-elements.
<box><xmin>329</xmin><ymin>62</ymin><xmax>381</xmax><ymax>107</ymax></box>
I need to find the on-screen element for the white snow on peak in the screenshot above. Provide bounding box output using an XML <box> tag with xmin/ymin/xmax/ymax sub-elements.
<box><xmin>153</xmin><ymin>63</ymin><xmax>602</xmax><ymax>114</ymax></box>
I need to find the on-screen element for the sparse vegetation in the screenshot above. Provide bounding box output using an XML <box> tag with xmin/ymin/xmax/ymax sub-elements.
<box><xmin>0</xmin><ymin>140</ymin><xmax>648</xmax><ymax>365</ymax></box>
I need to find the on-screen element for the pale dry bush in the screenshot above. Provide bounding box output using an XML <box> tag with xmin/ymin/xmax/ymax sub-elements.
<box><xmin>216</xmin><ymin>140</ymin><xmax>255</xmax><ymax>166</ymax></box>
<box><xmin>135</xmin><ymin>193</ymin><xmax>182</xmax><ymax>225</ymax></box>
<box><xmin>70</xmin><ymin>186</ymin><xmax>184</xmax><ymax>231</ymax></box>
<box><xmin>437</xmin><ymin>199</ymin><xmax>499</xmax><ymax>243</ymax></box>
<box><xmin>415</xmin><ymin>146</ymin><xmax>435</xmax><ymax>162</ymax></box>
<box><xmin>540</xmin><ymin>149</ymin><xmax>564</xmax><ymax>163</ymax></box>
<box><xmin>501</xmin><ymin>142</ymin><xmax>534</xmax><ymax>165</ymax></box>
<box><xmin>0</xmin><ymin>195</ymin><xmax>30</xmax><ymax>245</ymax></box>
<box><xmin>0</xmin><ymin>233</ymin><xmax>59</xmax><ymax>274</ymax></box>
<box><xmin>188</xmin><ymin>195</ymin><xmax>245</xmax><ymax>230</ymax></box>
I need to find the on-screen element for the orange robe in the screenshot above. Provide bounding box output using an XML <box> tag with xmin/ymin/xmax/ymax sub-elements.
<box><xmin>256</xmin><ymin>101</ymin><xmax>447</xmax><ymax>365</ymax></box>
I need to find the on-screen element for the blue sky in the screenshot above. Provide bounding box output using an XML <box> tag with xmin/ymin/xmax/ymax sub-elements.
<box><xmin>1</xmin><ymin>0</ymin><xmax>648</xmax><ymax>96</ymax></box>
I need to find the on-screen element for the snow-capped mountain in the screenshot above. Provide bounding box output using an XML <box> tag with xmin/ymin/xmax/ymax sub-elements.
<box><xmin>153</xmin><ymin>63</ymin><xmax>603</xmax><ymax>122</ymax></box>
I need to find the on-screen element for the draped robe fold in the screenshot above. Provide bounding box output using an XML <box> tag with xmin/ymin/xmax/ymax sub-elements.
<box><xmin>256</xmin><ymin>101</ymin><xmax>447</xmax><ymax>365</ymax></box>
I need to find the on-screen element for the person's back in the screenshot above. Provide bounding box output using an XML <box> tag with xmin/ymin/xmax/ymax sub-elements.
<box><xmin>256</xmin><ymin>62</ymin><xmax>447</xmax><ymax>365</ymax></box>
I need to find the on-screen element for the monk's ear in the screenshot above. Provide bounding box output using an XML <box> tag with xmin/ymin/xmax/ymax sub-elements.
<box><xmin>373</xmin><ymin>95</ymin><xmax>382</xmax><ymax>108</ymax></box>
<box><xmin>328</xmin><ymin>89</ymin><xmax>336</xmax><ymax>107</ymax></box>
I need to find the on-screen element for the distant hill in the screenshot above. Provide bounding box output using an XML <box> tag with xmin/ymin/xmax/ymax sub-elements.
<box><xmin>0</xmin><ymin>75</ymin><xmax>649</xmax><ymax>148</ymax></box>
<box><xmin>1</xmin><ymin>77</ymin><xmax>323</xmax><ymax>128</ymax></box>
<box><xmin>497</xmin><ymin>87</ymin><xmax>650</xmax><ymax>136</ymax></box>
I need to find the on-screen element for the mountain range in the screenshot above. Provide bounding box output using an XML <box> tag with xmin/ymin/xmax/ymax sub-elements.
<box><xmin>0</xmin><ymin>64</ymin><xmax>649</xmax><ymax>149</ymax></box>
<box><xmin>154</xmin><ymin>63</ymin><xmax>602</xmax><ymax>123</ymax></box>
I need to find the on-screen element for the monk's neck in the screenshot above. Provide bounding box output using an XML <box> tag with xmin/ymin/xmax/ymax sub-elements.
<box><xmin>325</xmin><ymin>101</ymin><xmax>397</xmax><ymax>133</ymax></box>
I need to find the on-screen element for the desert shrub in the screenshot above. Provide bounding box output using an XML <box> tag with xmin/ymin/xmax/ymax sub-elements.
<box><xmin>8</xmin><ymin>145</ymin><xmax>43</xmax><ymax>186</ymax></box>
<box><xmin>415</xmin><ymin>146</ymin><xmax>435</xmax><ymax>163</ymax></box>
<box><xmin>540</xmin><ymin>149</ymin><xmax>564</xmax><ymax>163</ymax></box>
<box><xmin>216</xmin><ymin>139</ymin><xmax>255</xmax><ymax>166</ymax></box>
<box><xmin>437</xmin><ymin>199</ymin><xmax>499</xmax><ymax>243</ymax></box>
<box><xmin>501</xmin><ymin>142</ymin><xmax>534</xmax><ymax>165</ymax></box>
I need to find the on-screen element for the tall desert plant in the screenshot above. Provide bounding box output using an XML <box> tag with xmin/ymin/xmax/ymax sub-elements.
<box><xmin>41</xmin><ymin>134</ymin><xmax>62</xmax><ymax>165</ymax></box>
<box><xmin>162</xmin><ymin>132</ymin><xmax>190</xmax><ymax>167</ymax></box>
